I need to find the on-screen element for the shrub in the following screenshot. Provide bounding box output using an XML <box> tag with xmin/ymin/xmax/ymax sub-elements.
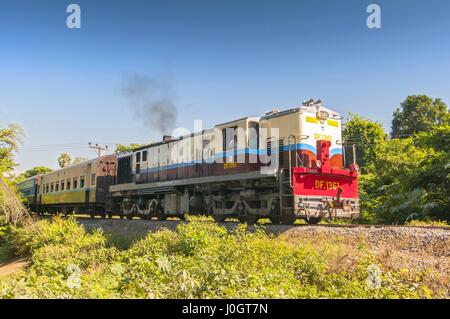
<box><xmin>0</xmin><ymin>217</ymin><xmax>446</xmax><ymax>298</ymax></box>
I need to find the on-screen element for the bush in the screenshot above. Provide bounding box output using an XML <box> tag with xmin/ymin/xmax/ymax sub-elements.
<box><xmin>0</xmin><ymin>217</ymin><xmax>446</xmax><ymax>298</ymax></box>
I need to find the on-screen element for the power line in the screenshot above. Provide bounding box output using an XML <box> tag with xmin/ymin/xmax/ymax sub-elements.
<box><xmin>88</xmin><ymin>142</ymin><xmax>109</xmax><ymax>157</ymax></box>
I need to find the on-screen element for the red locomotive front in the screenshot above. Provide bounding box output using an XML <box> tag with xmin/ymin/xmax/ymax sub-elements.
<box><xmin>292</xmin><ymin>140</ymin><xmax>359</xmax><ymax>223</ymax></box>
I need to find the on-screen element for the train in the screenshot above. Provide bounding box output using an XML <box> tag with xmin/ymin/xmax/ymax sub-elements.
<box><xmin>17</xmin><ymin>100</ymin><xmax>359</xmax><ymax>224</ymax></box>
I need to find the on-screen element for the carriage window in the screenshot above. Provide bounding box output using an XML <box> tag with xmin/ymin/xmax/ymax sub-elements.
<box><xmin>50</xmin><ymin>183</ymin><xmax>54</xmax><ymax>192</ymax></box>
<box><xmin>136</xmin><ymin>163</ymin><xmax>140</xmax><ymax>174</ymax></box>
<box><xmin>61</xmin><ymin>180</ymin><xmax>65</xmax><ymax>191</ymax></box>
<box><xmin>80</xmin><ymin>176</ymin><xmax>85</xmax><ymax>188</ymax></box>
<box><xmin>55</xmin><ymin>183</ymin><xmax>59</xmax><ymax>192</ymax></box>
<box><xmin>73</xmin><ymin>178</ymin><xmax>78</xmax><ymax>189</ymax></box>
<box><xmin>66</xmin><ymin>179</ymin><xmax>71</xmax><ymax>190</ymax></box>
<box><xmin>142</xmin><ymin>150</ymin><xmax>147</xmax><ymax>162</ymax></box>
<box><xmin>91</xmin><ymin>173</ymin><xmax>96</xmax><ymax>185</ymax></box>
<box><xmin>136</xmin><ymin>152</ymin><xmax>141</xmax><ymax>163</ymax></box>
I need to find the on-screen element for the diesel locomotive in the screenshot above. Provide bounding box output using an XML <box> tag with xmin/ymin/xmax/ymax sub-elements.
<box><xmin>17</xmin><ymin>100</ymin><xmax>359</xmax><ymax>224</ymax></box>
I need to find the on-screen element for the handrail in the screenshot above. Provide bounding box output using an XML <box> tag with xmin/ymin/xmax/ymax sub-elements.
<box><xmin>287</xmin><ymin>135</ymin><xmax>297</xmax><ymax>188</ymax></box>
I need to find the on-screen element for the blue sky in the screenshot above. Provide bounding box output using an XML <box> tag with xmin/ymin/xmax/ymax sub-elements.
<box><xmin>1</xmin><ymin>0</ymin><xmax>449</xmax><ymax>172</ymax></box>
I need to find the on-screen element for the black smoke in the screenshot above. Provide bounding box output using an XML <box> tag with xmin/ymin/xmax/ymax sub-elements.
<box><xmin>121</xmin><ymin>73</ymin><xmax>178</xmax><ymax>135</ymax></box>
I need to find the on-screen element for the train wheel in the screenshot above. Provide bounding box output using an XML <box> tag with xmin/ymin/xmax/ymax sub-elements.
<box><xmin>269</xmin><ymin>216</ymin><xmax>281</xmax><ymax>224</ymax></box>
<box><xmin>90</xmin><ymin>212</ymin><xmax>95</xmax><ymax>219</ymax></box>
<box><xmin>237</xmin><ymin>215</ymin><xmax>247</xmax><ymax>223</ymax></box>
<box><xmin>126</xmin><ymin>215</ymin><xmax>133</xmax><ymax>220</ymax></box>
<box><xmin>157</xmin><ymin>215</ymin><xmax>167</xmax><ymax>221</ymax></box>
<box><xmin>306</xmin><ymin>216</ymin><xmax>322</xmax><ymax>225</ymax></box>
<box><xmin>178</xmin><ymin>214</ymin><xmax>186</xmax><ymax>221</ymax></box>
<box><xmin>212</xmin><ymin>214</ymin><xmax>226</xmax><ymax>223</ymax></box>
<box><xmin>281</xmin><ymin>214</ymin><xmax>296</xmax><ymax>225</ymax></box>
<box><xmin>246</xmin><ymin>214</ymin><xmax>259</xmax><ymax>225</ymax></box>
<box><xmin>148</xmin><ymin>201</ymin><xmax>157</xmax><ymax>220</ymax></box>
<box><xmin>139</xmin><ymin>214</ymin><xmax>147</xmax><ymax>220</ymax></box>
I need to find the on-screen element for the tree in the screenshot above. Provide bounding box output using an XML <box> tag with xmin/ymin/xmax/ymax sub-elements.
<box><xmin>391</xmin><ymin>95</ymin><xmax>449</xmax><ymax>138</ymax></box>
<box><xmin>114</xmin><ymin>143</ymin><xmax>146</xmax><ymax>153</ymax></box>
<box><xmin>73</xmin><ymin>157</ymin><xmax>89</xmax><ymax>164</ymax></box>
<box><xmin>360</xmin><ymin>125</ymin><xmax>450</xmax><ymax>223</ymax></box>
<box><xmin>0</xmin><ymin>124</ymin><xmax>24</xmax><ymax>175</ymax></box>
<box><xmin>342</xmin><ymin>114</ymin><xmax>387</xmax><ymax>172</ymax></box>
<box><xmin>15</xmin><ymin>166</ymin><xmax>53</xmax><ymax>183</ymax></box>
<box><xmin>57</xmin><ymin>153</ymin><xmax>72</xmax><ymax>168</ymax></box>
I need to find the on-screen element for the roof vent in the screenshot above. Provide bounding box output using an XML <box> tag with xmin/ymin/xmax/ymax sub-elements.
<box><xmin>265</xmin><ymin>109</ymin><xmax>280</xmax><ymax>116</ymax></box>
<box><xmin>163</xmin><ymin>135</ymin><xmax>174</xmax><ymax>142</ymax></box>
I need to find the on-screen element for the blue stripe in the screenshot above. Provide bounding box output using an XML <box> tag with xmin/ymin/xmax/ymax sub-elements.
<box><xmin>133</xmin><ymin>144</ymin><xmax>343</xmax><ymax>174</ymax></box>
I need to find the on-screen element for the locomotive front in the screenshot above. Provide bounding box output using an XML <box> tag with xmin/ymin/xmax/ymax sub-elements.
<box><xmin>291</xmin><ymin>103</ymin><xmax>359</xmax><ymax>223</ymax></box>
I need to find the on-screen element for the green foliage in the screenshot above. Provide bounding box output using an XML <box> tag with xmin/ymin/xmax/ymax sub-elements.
<box><xmin>114</xmin><ymin>143</ymin><xmax>147</xmax><ymax>153</ymax></box>
<box><xmin>360</xmin><ymin>125</ymin><xmax>450</xmax><ymax>223</ymax></box>
<box><xmin>342</xmin><ymin>113</ymin><xmax>387</xmax><ymax>172</ymax></box>
<box><xmin>0</xmin><ymin>225</ymin><xmax>13</xmax><ymax>264</ymax></box>
<box><xmin>57</xmin><ymin>153</ymin><xmax>72</xmax><ymax>168</ymax></box>
<box><xmin>391</xmin><ymin>95</ymin><xmax>449</xmax><ymax>138</ymax></box>
<box><xmin>0</xmin><ymin>217</ymin><xmax>444</xmax><ymax>298</ymax></box>
<box><xmin>0</xmin><ymin>124</ymin><xmax>24</xmax><ymax>175</ymax></box>
<box><xmin>15</xmin><ymin>166</ymin><xmax>53</xmax><ymax>183</ymax></box>
<box><xmin>72</xmin><ymin>157</ymin><xmax>89</xmax><ymax>165</ymax></box>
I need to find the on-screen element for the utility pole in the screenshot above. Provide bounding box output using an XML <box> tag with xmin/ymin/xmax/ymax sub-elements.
<box><xmin>88</xmin><ymin>142</ymin><xmax>109</xmax><ymax>157</ymax></box>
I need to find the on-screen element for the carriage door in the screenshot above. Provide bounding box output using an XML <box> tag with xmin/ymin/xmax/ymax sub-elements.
<box><xmin>33</xmin><ymin>184</ymin><xmax>38</xmax><ymax>206</ymax></box>
<box><xmin>85</xmin><ymin>163</ymin><xmax>92</xmax><ymax>211</ymax></box>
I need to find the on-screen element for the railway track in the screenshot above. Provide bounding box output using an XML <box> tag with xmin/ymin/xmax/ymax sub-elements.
<box><xmin>39</xmin><ymin>214</ymin><xmax>450</xmax><ymax>232</ymax></box>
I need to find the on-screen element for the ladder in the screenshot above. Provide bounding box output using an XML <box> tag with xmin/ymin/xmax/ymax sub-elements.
<box><xmin>278</xmin><ymin>168</ymin><xmax>294</xmax><ymax>213</ymax></box>
<box><xmin>279</xmin><ymin>135</ymin><xmax>306</xmax><ymax>213</ymax></box>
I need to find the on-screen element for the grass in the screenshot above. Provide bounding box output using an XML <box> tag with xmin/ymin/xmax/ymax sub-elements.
<box><xmin>0</xmin><ymin>216</ymin><xmax>447</xmax><ymax>299</ymax></box>
<box><xmin>406</xmin><ymin>219</ymin><xmax>449</xmax><ymax>227</ymax></box>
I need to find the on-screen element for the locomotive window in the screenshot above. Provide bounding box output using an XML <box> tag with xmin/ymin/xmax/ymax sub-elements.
<box><xmin>91</xmin><ymin>173</ymin><xmax>96</xmax><ymax>185</ymax></box>
<box><xmin>142</xmin><ymin>150</ymin><xmax>147</xmax><ymax>162</ymax></box>
<box><xmin>136</xmin><ymin>152</ymin><xmax>141</xmax><ymax>163</ymax></box>
<box><xmin>301</xmin><ymin>154</ymin><xmax>310</xmax><ymax>167</ymax></box>
<box><xmin>223</xmin><ymin>127</ymin><xmax>237</xmax><ymax>151</ymax></box>
<box><xmin>279</xmin><ymin>139</ymin><xmax>284</xmax><ymax>166</ymax></box>
<box><xmin>80</xmin><ymin>176</ymin><xmax>85</xmax><ymax>189</ymax></box>
<box><xmin>267</xmin><ymin>140</ymin><xmax>272</xmax><ymax>156</ymax></box>
<box><xmin>248</xmin><ymin>123</ymin><xmax>259</xmax><ymax>150</ymax></box>
<box><xmin>73</xmin><ymin>178</ymin><xmax>78</xmax><ymax>189</ymax></box>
